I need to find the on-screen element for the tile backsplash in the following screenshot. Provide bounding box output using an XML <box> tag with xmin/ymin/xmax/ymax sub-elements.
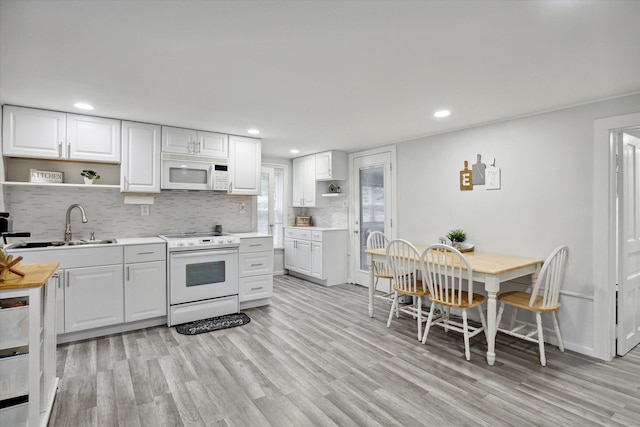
<box><xmin>293</xmin><ymin>206</ymin><xmax>348</xmax><ymax>228</ymax></box>
<box><xmin>3</xmin><ymin>186</ymin><xmax>254</xmax><ymax>241</ymax></box>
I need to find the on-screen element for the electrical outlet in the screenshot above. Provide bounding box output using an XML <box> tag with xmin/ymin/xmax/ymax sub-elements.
<box><xmin>342</xmin><ymin>199</ymin><xmax>348</xmax><ymax>208</ymax></box>
<box><xmin>140</xmin><ymin>205</ymin><xmax>150</xmax><ymax>216</ymax></box>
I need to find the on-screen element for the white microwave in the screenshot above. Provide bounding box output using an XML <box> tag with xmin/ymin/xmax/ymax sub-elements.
<box><xmin>161</xmin><ymin>153</ymin><xmax>229</xmax><ymax>191</ymax></box>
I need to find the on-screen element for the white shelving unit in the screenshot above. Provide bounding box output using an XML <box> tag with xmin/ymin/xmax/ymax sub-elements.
<box><xmin>0</xmin><ymin>263</ymin><xmax>59</xmax><ymax>427</ymax></box>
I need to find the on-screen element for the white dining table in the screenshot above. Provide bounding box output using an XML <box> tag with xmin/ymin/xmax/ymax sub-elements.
<box><xmin>365</xmin><ymin>246</ymin><xmax>543</xmax><ymax>365</ymax></box>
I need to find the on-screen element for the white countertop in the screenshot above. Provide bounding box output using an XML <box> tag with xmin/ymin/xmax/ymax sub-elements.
<box><xmin>284</xmin><ymin>226</ymin><xmax>348</xmax><ymax>231</ymax></box>
<box><xmin>114</xmin><ymin>236</ymin><xmax>165</xmax><ymax>245</ymax></box>
<box><xmin>232</xmin><ymin>232</ymin><xmax>272</xmax><ymax>239</ymax></box>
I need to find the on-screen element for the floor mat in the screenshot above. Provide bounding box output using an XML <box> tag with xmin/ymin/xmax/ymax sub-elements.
<box><xmin>175</xmin><ymin>313</ymin><xmax>251</xmax><ymax>335</ymax></box>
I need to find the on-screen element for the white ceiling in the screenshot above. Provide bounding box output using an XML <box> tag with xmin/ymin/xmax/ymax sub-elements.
<box><xmin>1</xmin><ymin>0</ymin><xmax>639</xmax><ymax>159</ymax></box>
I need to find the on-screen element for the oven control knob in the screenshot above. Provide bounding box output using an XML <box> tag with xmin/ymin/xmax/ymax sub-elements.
<box><xmin>177</xmin><ymin>241</ymin><xmax>184</xmax><ymax>247</ymax></box>
<box><xmin>227</xmin><ymin>238</ymin><xmax>233</xmax><ymax>243</ymax></box>
<box><xmin>188</xmin><ymin>241</ymin><xmax>194</xmax><ymax>246</ymax></box>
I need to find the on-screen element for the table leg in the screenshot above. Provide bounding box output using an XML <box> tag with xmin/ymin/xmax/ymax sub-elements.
<box><xmin>367</xmin><ymin>254</ymin><xmax>375</xmax><ymax>317</ymax></box>
<box><xmin>484</xmin><ymin>277</ymin><xmax>500</xmax><ymax>365</ymax></box>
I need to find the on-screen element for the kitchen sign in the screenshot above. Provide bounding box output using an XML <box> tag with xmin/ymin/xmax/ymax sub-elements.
<box><xmin>30</xmin><ymin>169</ymin><xmax>63</xmax><ymax>183</ymax></box>
<box><xmin>459</xmin><ymin>161</ymin><xmax>473</xmax><ymax>191</ymax></box>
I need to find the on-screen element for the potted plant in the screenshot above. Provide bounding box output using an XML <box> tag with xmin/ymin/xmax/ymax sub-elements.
<box><xmin>446</xmin><ymin>229</ymin><xmax>466</xmax><ymax>249</ymax></box>
<box><xmin>81</xmin><ymin>170</ymin><xmax>100</xmax><ymax>184</ymax></box>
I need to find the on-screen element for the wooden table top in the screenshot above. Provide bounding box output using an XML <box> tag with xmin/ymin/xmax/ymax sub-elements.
<box><xmin>365</xmin><ymin>247</ymin><xmax>542</xmax><ymax>275</ymax></box>
<box><xmin>0</xmin><ymin>262</ymin><xmax>60</xmax><ymax>290</ymax></box>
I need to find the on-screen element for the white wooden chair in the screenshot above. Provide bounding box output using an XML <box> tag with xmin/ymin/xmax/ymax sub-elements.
<box><xmin>366</xmin><ymin>231</ymin><xmax>394</xmax><ymax>304</ymax></box>
<box><xmin>421</xmin><ymin>244</ymin><xmax>487</xmax><ymax>360</ymax></box>
<box><xmin>385</xmin><ymin>239</ymin><xmax>429</xmax><ymax>340</ymax></box>
<box><xmin>495</xmin><ymin>245</ymin><xmax>569</xmax><ymax>366</ymax></box>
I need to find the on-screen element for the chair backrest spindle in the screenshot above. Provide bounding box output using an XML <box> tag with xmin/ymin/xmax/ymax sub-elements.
<box><xmin>530</xmin><ymin>246</ymin><xmax>569</xmax><ymax>308</ymax></box>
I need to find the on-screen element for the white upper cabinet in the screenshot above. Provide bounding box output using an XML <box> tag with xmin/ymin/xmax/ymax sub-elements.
<box><xmin>292</xmin><ymin>155</ymin><xmax>317</xmax><ymax>207</ymax></box>
<box><xmin>161</xmin><ymin>126</ymin><xmax>228</xmax><ymax>157</ymax></box>
<box><xmin>121</xmin><ymin>121</ymin><xmax>161</xmax><ymax>193</ymax></box>
<box><xmin>3</xmin><ymin>106</ymin><xmax>66</xmax><ymax>158</ymax></box>
<box><xmin>66</xmin><ymin>114</ymin><xmax>121</xmax><ymax>162</ymax></box>
<box><xmin>228</xmin><ymin>135</ymin><xmax>261</xmax><ymax>195</ymax></box>
<box><xmin>2</xmin><ymin>106</ymin><xmax>121</xmax><ymax>162</ymax></box>
<box><xmin>315</xmin><ymin>150</ymin><xmax>347</xmax><ymax>181</ymax></box>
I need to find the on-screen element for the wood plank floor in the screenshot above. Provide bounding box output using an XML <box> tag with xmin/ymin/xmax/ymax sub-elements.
<box><xmin>49</xmin><ymin>275</ymin><xmax>640</xmax><ymax>426</ymax></box>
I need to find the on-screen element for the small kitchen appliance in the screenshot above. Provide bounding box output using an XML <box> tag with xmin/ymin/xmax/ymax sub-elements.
<box><xmin>159</xmin><ymin>231</ymin><xmax>241</xmax><ymax>326</ymax></box>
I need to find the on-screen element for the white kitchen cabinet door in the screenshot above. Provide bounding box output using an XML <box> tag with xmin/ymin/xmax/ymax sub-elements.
<box><xmin>228</xmin><ymin>135</ymin><xmax>261</xmax><ymax>195</ymax></box>
<box><xmin>161</xmin><ymin>126</ymin><xmax>197</xmax><ymax>154</ymax></box>
<box><xmin>124</xmin><ymin>260</ymin><xmax>166</xmax><ymax>322</ymax></box>
<box><xmin>284</xmin><ymin>237</ymin><xmax>311</xmax><ymax>275</ymax></box>
<box><xmin>315</xmin><ymin>150</ymin><xmax>347</xmax><ymax>181</ymax></box>
<box><xmin>198</xmin><ymin>131</ymin><xmax>228</xmax><ymax>157</ymax></box>
<box><xmin>121</xmin><ymin>121</ymin><xmax>161</xmax><ymax>192</ymax></box>
<box><xmin>67</xmin><ymin>114</ymin><xmax>121</xmax><ymax>162</ymax></box>
<box><xmin>284</xmin><ymin>238</ymin><xmax>297</xmax><ymax>271</ymax></box>
<box><xmin>292</xmin><ymin>155</ymin><xmax>316</xmax><ymax>207</ymax></box>
<box><xmin>55</xmin><ymin>270</ymin><xmax>65</xmax><ymax>334</ymax></box>
<box><xmin>310</xmin><ymin>241</ymin><xmax>323</xmax><ymax>279</ymax></box>
<box><xmin>64</xmin><ymin>264</ymin><xmax>124</xmax><ymax>333</ymax></box>
<box><xmin>2</xmin><ymin>106</ymin><xmax>66</xmax><ymax>159</ymax></box>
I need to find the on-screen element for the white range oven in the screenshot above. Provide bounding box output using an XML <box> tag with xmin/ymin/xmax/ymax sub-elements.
<box><xmin>160</xmin><ymin>232</ymin><xmax>241</xmax><ymax>326</ymax></box>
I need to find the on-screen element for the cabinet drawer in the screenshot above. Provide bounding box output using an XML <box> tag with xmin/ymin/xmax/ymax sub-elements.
<box><xmin>0</xmin><ymin>353</ymin><xmax>28</xmax><ymax>399</ymax></box>
<box><xmin>0</xmin><ymin>401</ymin><xmax>28</xmax><ymax>427</ymax></box>
<box><xmin>239</xmin><ymin>252</ymin><xmax>274</xmax><ymax>277</ymax></box>
<box><xmin>240</xmin><ymin>275</ymin><xmax>273</xmax><ymax>301</ymax></box>
<box><xmin>239</xmin><ymin>237</ymin><xmax>274</xmax><ymax>253</ymax></box>
<box><xmin>285</xmin><ymin>228</ymin><xmax>311</xmax><ymax>240</ymax></box>
<box><xmin>0</xmin><ymin>306</ymin><xmax>29</xmax><ymax>348</ymax></box>
<box><xmin>124</xmin><ymin>243</ymin><xmax>166</xmax><ymax>263</ymax></box>
<box><xmin>311</xmin><ymin>231</ymin><xmax>323</xmax><ymax>242</ymax></box>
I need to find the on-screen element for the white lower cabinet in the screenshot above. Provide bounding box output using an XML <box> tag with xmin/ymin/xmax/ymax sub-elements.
<box><xmin>65</xmin><ymin>264</ymin><xmax>124</xmax><ymax>333</ymax></box>
<box><xmin>238</xmin><ymin>235</ymin><xmax>273</xmax><ymax>309</ymax></box>
<box><xmin>6</xmin><ymin>240</ymin><xmax>166</xmax><ymax>343</ymax></box>
<box><xmin>284</xmin><ymin>227</ymin><xmax>347</xmax><ymax>286</ymax></box>
<box><xmin>124</xmin><ymin>244</ymin><xmax>166</xmax><ymax>322</ymax></box>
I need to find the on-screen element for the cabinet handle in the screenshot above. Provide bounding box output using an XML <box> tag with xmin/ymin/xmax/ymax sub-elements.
<box><xmin>126</xmin><ymin>266</ymin><xmax>130</xmax><ymax>281</ymax></box>
<box><xmin>67</xmin><ymin>142</ymin><xmax>71</xmax><ymax>158</ymax></box>
<box><xmin>250</xmin><ymin>287</ymin><xmax>264</xmax><ymax>291</ymax></box>
<box><xmin>251</xmin><ymin>263</ymin><xmax>263</xmax><ymax>267</ymax></box>
<box><xmin>229</xmin><ymin>182</ymin><xmax>232</xmax><ymax>192</ymax></box>
<box><xmin>136</xmin><ymin>251</ymin><xmax>154</xmax><ymax>255</ymax></box>
<box><xmin>249</xmin><ymin>243</ymin><xmax>261</xmax><ymax>247</ymax></box>
<box><xmin>58</xmin><ymin>142</ymin><xmax>63</xmax><ymax>158</ymax></box>
<box><xmin>198</xmin><ymin>138</ymin><xmax>202</xmax><ymax>153</ymax></box>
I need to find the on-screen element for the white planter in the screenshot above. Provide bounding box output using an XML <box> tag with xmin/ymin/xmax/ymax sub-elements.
<box><xmin>83</xmin><ymin>177</ymin><xmax>94</xmax><ymax>185</ymax></box>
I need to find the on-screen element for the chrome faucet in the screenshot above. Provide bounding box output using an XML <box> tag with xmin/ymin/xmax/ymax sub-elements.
<box><xmin>64</xmin><ymin>204</ymin><xmax>88</xmax><ymax>242</ymax></box>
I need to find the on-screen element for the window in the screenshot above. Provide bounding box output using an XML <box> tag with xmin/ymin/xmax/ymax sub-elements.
<box><xmin>257</xmin><ymin>165</ymin><xmax>285</xmax><ymax>247</ymax></box>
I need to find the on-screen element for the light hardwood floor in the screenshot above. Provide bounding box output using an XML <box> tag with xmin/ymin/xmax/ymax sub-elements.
<box><xmin>49</xmin><ymin>275</ymin><xmax>640</xmax><ymax>426</ymax></box>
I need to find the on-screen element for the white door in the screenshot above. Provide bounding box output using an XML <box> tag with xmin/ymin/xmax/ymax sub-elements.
<box><xmin>67</xmin><ymin>114</ymin><xmax>121</xmax><ymax>162</ymax></box>
<box><xmin>228</xmin><ymin>135</ymin><xmax>261</xmax><ymax>195</ymax></box>
<box><xmin>351</xmin><ymin>150</ymin><xmax>394</xmax><ymax>287</ymax></box>
<box><xmin>162</xmin><ymin>126</ymin><xmax>197</xmax><ymax>154</ymax></box>
<box><xmin>125</xmin><ymin>261</ymin><xmax>167</xmax><ymax>322</ymax></box>
<box><xmin>65</xmin><ymin>265</ymin><xmax>124</xmax><ymax>332</ymax></box>
<box><xmin>198</xmin><ymin>131</ymin><xmax>228</xmax><ymax>157</ymax></box>
<box><xmin>2</xmin><ymin>106</ymin><xmax>66</xmax><ymax>158</ymax></box>
<box><xmin>121</xmin><ymin>121</ymin><xmax>161</xmax><ymax>193</ymax></box>
<box><xmin>617</xmin><ymin>128</ymin><xmax>640</xmax><ymax>355</ymax></box>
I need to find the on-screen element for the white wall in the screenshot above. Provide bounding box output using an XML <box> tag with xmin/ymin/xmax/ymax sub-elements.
<box><xmin>395</xmin><ymin>93</ymin><xmax>640</xmax><ymax>356</ymax></box>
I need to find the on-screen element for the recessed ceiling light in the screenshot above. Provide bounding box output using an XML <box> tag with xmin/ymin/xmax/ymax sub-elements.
<box><xmin>74</xmin><ymin>102</ymin><xmax>94</xmax><ymax>110</ymax></box>
<box><xmin>290</xmin><ymin>149</ymin><xmax>300</xmax><ymax>154</ymax></box>
<box><xmin>434</xmin><ymin>110</ymin><xmax>451</xmax><ymax>118</ymax></box>
<box><xmin>247</xmin><ymin>129</ymin><xmax>260</xmax><ymax>135</ymax></box>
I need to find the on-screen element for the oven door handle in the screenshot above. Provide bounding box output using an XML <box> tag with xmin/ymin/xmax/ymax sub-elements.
<box><xmin>170</xmin><ymin>249</ymin><xmax>238</xmax><ymax>258</ymax></box>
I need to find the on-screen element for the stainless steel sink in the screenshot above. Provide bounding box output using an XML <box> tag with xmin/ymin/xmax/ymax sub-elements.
<box><xmin>65</xmin><ymin>239</ymin><xmax>117</xmax><ymax>246</ymax></box>
<box><xmin>8</xmin><ymin>239</ymin><xmax>117</xmax><ymax>249</ymax></box>
<box><xmin>8</xmin><ymin>241</ymin><xmax>66</xmax><ymax>249</ymax></box>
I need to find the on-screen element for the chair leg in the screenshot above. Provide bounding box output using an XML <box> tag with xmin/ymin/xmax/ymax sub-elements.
<box><xmin>444</xmin><ymin>306</ymin><xmax>451</xmax><ymax>333</ymax></box>
<box><xmin>417</xmin><ymin>296</ymin><xmax>422</xmax><ymax>341</ymax></box>
<box><xmin>551</xmin><ymin>311</ymin><xmax>565</xmax><ymax>352</ymax></box>
<box><xmin>462</xmin><ymin>309</ymin><xmax>471</xmax><ymax>360</ymax></box>
<box><xmin>535</xmin><ymin>312</ymin><xmax>546</xmax><ymax>366</ymax></box>
<box><xmin>421</xmin><ymin>304</ymin><xmax>436</xmax><ymax>345</ymax></box>
<box><xmin>496</xmin><ymin>302</ymin><xmax>505</xmax><ymax>338</ymax></box>
<box><xmin>477</xmin><ymin>305</ymin><xmax>488</xmax><ymax>342</ymax></box>
<box><xmin>387</xmin><ymin>292</ymin><xmax>398</xmax><ymax>328</ymax></box>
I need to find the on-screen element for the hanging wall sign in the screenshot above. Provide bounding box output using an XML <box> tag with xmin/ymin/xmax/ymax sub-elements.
<box><xmin>486</xmin><ymin>158</ymin><xmax>501</xmax><ymax>190</ymax></box>
<box><xmin>459</xmin><ymin>160</ymin><xmax>473</xmax><ymax>191</ymax></box>
<box><xmin>472</xmin><ymin>154</ymin><xmax>486</xmax><ymax>185</ymax></box>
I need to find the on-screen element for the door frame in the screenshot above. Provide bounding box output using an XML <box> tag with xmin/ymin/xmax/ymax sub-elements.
<box><xmin>593</xmin><ymin>112</ymin><xmax>640</xmax><ymax>361</ymax></box>
<box><xmin>347</xmin><ymin>144</ymin><xmax>397</xmax><ymax>284</ymax></box>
